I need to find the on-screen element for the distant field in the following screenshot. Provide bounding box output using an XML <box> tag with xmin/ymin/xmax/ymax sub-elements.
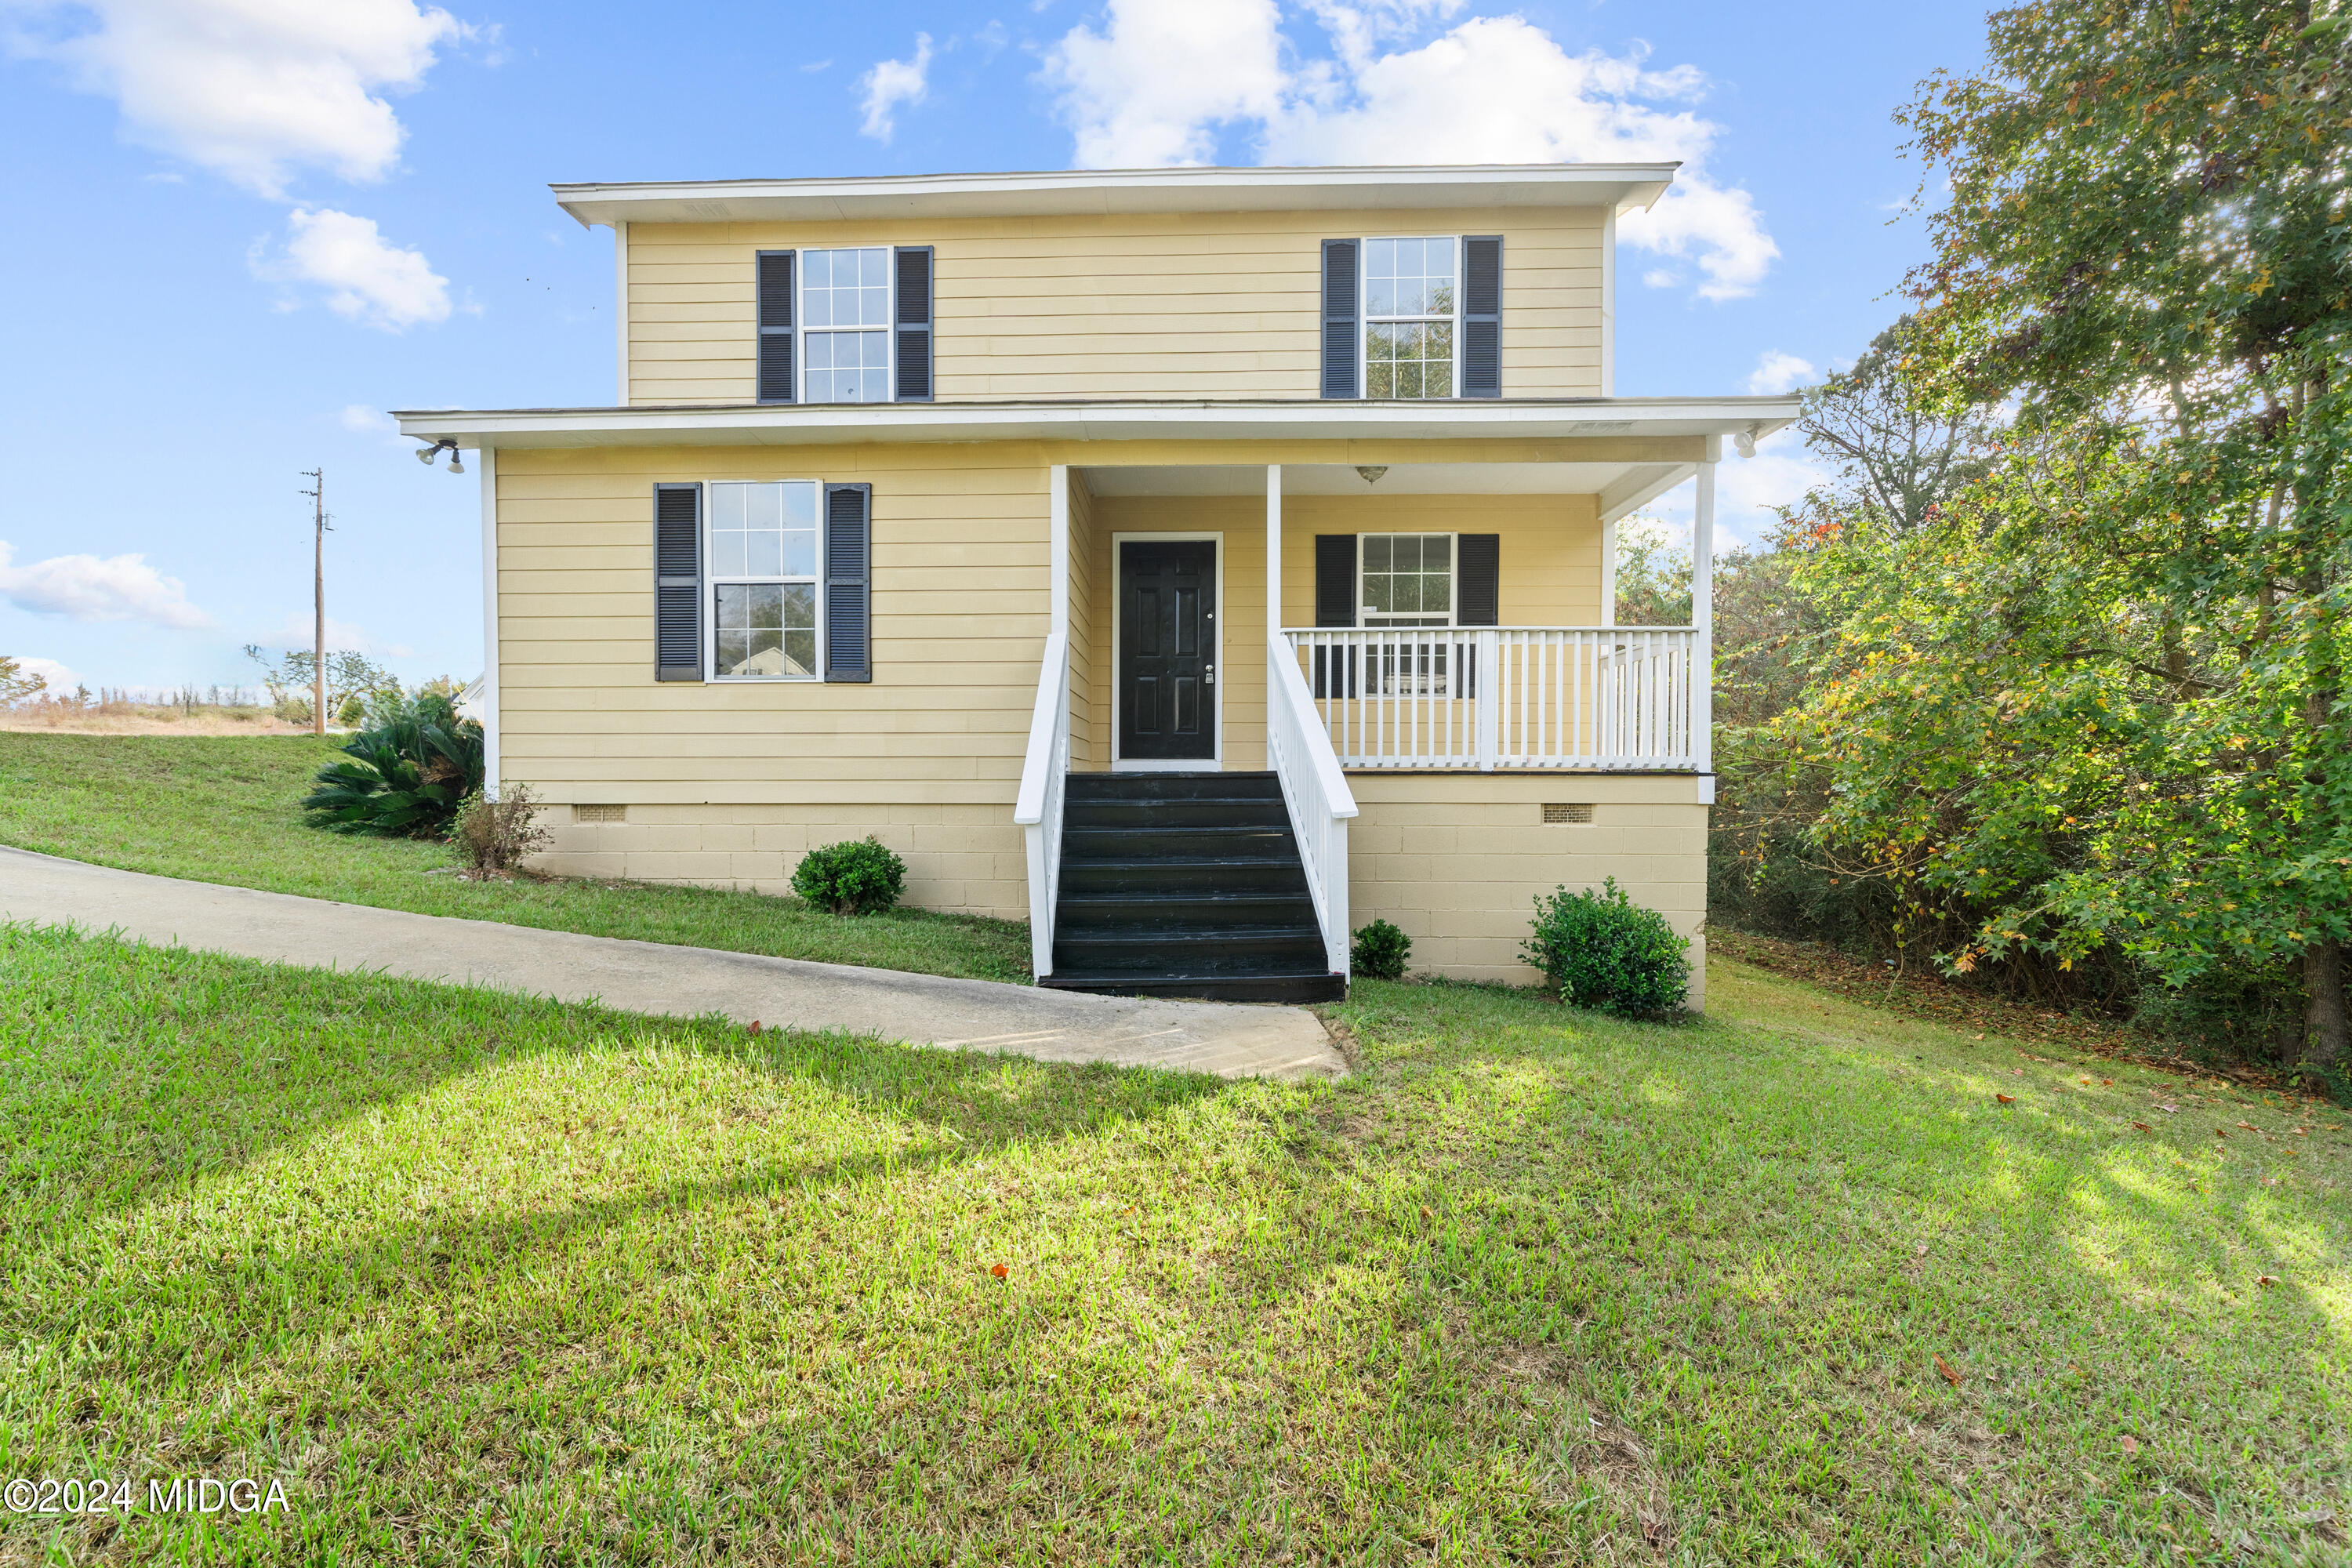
<box><xmin>0</xmin><ymin>732</ymin><xmax>1032</xmax><ymax>983</ymax></box>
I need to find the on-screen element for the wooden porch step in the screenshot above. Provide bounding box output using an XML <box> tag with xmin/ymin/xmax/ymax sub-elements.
<box><xmin>1049</xmin><ymin>771</ymin><xmax>1341</xmax><ymax>1002</ymax></box>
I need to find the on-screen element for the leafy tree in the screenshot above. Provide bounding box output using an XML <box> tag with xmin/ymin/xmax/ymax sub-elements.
<box><xmin>1789</xmin><ymin>0</ymin><xmax>2352</xmax><ymax>1065</ymax></box>
<box><xmin>1613</xmin><ymin>517</ymin><xmax>1693</xmax><ymax>626</ymax></box>
<box><xmin>243</xmin><ymin>646</ymin><xmax>401</xmax><ymax>725</ymax></box>
<box><xmin>1800</xmin><ymin>318</ymin><xmax>2002</xmax><ymax>535</ymax></box>
<box><xmin>0</xmin><ymin>655</ymin><xmax>48</xmax><ymax>706</ymax></box>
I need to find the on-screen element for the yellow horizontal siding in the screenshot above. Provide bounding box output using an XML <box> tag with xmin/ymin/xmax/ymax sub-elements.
<box><xmin>624</xmin><ymin>208</ymin><xmax>1606</xmax><ymax>405</ymax></box>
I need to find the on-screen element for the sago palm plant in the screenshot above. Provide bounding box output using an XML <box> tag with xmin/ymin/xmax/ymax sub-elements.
<box><xmin>302</xmin><ymin>692</ymin><xmax>484</xmax><ymax>837</ymax></box>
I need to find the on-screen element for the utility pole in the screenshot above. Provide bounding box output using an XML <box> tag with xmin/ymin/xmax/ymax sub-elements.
<box><xmin>299</xmin><ymin>469</ymin><xmax>330</xmax><ymax>734</ymax></box>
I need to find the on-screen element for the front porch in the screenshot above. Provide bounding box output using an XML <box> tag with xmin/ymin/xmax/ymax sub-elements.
<box><xmin>1018</xmin><ymin>450</ymin><xmax>1729</xmax><ymax>999</ymax></box>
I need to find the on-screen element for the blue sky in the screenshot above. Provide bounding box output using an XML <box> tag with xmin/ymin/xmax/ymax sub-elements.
<box><xmin>0</xmin><ymin>0</ymin><xmax>1986</xmax><ymax>695</ymax></box>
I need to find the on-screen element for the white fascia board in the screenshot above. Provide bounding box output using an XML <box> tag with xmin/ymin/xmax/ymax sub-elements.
<box><xmin>552</xmin><ymin>163</ymin><xmax>1679</xmax><ymax>229</ymax></box>
<box><xmin>393</xmin><ymin>397</ymin><xmax>1800</xmax><ymax>451</ymax></box>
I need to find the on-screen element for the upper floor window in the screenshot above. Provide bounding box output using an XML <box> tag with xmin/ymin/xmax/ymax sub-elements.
<box><xmin>802</xmin><ymin>247</ymin><xmax>892</xmax><ymax>404</ymax></box>
<box><xmin>1364</xmin><ymin>238</ymin><xmax>1457</xmax><ymax>400</ymax></box>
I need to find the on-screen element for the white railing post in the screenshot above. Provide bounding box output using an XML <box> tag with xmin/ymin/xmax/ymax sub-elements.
<box><xmin>1014</xmin><ymin>630</ymin><xmax>1071</xmax><ymax>978</ymax></box>
<box><xmin>1283</xmin><ymin>625</ymin><xmax>1700</xmax><ymax>774</ymax></box>
<box><xmin>1693</xmin><ymin>445</ymin><xmax>1716</xmax><ymax>776</ymax></box>
<box><xmin>1266</xmin><ymin>632</ymin><xmax>1359</xmax><ymax>978</ymax></box>
<box><xmin>1475</xmin><ymin>628</ymin><xmax>1498</xmax><ymax>771</ymax></box>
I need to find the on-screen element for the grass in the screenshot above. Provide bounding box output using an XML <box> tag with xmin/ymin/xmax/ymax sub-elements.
<box><xmin>4</xmin><ymin>924</ymin><xmax>2346</xmax><ymax>1563</ymax></box>
<box><xmin>0</xmin><ymin>732</ymin><xmax>1031</xmax><ymax>984</ymax></box>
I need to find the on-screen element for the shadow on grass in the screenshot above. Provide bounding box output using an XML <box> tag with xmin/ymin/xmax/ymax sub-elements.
<box><xmin>8</xmin><ymin>942</ymin><xmax>2345</xmax><ymax>1562</ymax></box>
<box><xmin>1</xmin><ymin>922</ymin><xmax>1227</xmax><ymax>1226</ymax></box>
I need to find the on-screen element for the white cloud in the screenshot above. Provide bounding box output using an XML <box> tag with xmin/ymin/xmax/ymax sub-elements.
<box><xmin>256</xmin><ymin>208</ymin><xmax>450</xmax><ymax>329</ymax></box>
<box><xmin>1043</xmin><ymin>0</ymin><xmax>1286</xmax><ymax>167</ymax></box>
<box><xmin>0</xmin><ymin>540</ymin><xmax>214</xmax><ymax>629</ymax></box>
<box><xmin>12</xmin><ymin>0</ymin><xmax>465</xmax><ymax>198</ymax></box>
<box><xmin>339</xmin><ymin>402</ymin><xmax>394</xmax><ymax>434</ymax></box>
<box><xmin>1745</xmin><ymin>350</ymin><xmax>1815</xmax><ymax>396</ymax></box>
<box><xmin>1041</xmin><ymin>4</ymin><xmax>1777</xmax><ymax>299</ymax></box>
<box><xmin>8</xmin><ymin>655</ymin><xmax>78</xmax><ymax>693</ymax></box>
<box><xmin>858</xmin><ymin>33</ymin><xmax>933</xmax><ymax>143</ymax></box>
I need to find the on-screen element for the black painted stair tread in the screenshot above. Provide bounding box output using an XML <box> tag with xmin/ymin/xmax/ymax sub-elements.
<box><xmin>1047</xmin><ymin>770</ymin><xmax>1343</xmax><ymax>1004</ymax></box>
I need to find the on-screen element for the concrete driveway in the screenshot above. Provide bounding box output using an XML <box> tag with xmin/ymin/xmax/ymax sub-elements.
<box><xmin>0</xmin><ymin>846</ymin><xmax>1348</xmax><ymax>1081</ymax></box>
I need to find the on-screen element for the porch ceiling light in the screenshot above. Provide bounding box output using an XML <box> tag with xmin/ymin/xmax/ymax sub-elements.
<box><xmin>1354</xmin><ymin>465</ymin><xmax>1388</xmax><ymax>485</ymax></box>
<box><xmin>415</xmin><ymin>438</ymin><xmax>464</xmax><ymax>473</ymax></box>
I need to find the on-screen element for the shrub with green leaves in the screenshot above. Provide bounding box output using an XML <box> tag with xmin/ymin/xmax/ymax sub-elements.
<box><xmin>1351</xmin><ymin>918</ymin><xmax>1412</xmax><ymax>981</ymax></box>
<box><xmin>451</xmin><ymin>783</ymin><xmax>553</xmax><ymax>876</ymax></box>
<box><xmin>1522</xmin><ymin>877</ymin><xmax>1690</xmax><ymax>1016</ymax></box>
<box><xmin>793</xmin><ymin>837</ymin><xmax>908</xmax><ymax>916</ymax></box>
<box><xmin>302</xmin><ymin>692</ymin><xmax>484</xmax><ymax>838</ymax></box>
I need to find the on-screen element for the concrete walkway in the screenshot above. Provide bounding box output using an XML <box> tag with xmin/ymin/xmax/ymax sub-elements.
<box><xmin>0</xmin><ymin>847</ymin><xmax>1347</xmax><ymax>1081</ymax></box>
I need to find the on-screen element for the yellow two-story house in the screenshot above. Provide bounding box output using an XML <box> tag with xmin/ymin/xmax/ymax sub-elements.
<box><xmin>397</xmin><ymin>164</ymin><xmax>1795</xmax><ymax>1004</ymax></box>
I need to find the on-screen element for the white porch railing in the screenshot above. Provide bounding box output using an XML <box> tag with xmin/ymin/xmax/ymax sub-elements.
<box><xmin>1283</xmin><ymin>626</ymin><xmax>1700</xmax><ymax>771</ymax></box>
<box><xmin>1012</xmin><ymin>631</ymin><xmax>1071</xmax><ymax>978</ymax></box>
<box><xmin>1265</xmin><ymin>631</ymin><xmax>1359</xmax><ymax>975</ymax></box>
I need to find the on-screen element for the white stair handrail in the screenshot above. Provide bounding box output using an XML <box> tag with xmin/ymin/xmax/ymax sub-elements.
<box><xmin>1013</xmin><ymin>631</ymin><xmax>1071</xmax><ymax>978</ymax></box>
<box><xmin>1265</xmin><ymin>631</ymin><xmax>1358</xmax><ymax>978</ymax></box>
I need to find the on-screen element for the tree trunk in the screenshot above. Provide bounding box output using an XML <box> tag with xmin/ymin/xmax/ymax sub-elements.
<box><xmin>2307</xmin><ymin>938</ymin><xmax>2348</xmax><ymax>1069</ymax></box>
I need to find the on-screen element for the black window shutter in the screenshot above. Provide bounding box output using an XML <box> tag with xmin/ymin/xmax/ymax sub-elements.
<box><xmin>1320</xmin><ymin>239</ymin><xmax>1359</xmax><ymax>399</ymax></box>
<box><xmin>1312</xmin><ymin>532</ymin><xmax>1358</xmax><ymax>698</ymax></box>
<box><xmin>824</xmin><ymin>483</ymin><xmax>873</xmax><ymax>683</ymax></box>
<box><xmin>757</xmin><ymin>250</ymin><xmax>795</xmax><ymax>404</ymax></box>
<box><xmin>654</xmin><ymin>483</ymin><xmax>703</xmax><ymax>681</ymax></box>
<box><xmin>1462</xmin><ymin>236</ymin><xmax>1502</xmax><ymax>399</ymax></box>
<box><xmin>894</xmin><ymin>246</ymin><xmax>933</xmax><ymax>401</ymax></box>
<box><xmin>1457</xmin><ymin>533</ymin><xmax>1500</xmax><ymax>624</ymax></box>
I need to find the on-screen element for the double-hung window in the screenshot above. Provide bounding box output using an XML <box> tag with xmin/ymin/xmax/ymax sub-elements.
<box><xmin>1364</xmin><ymin>238</ymin><xmax>1457</xmax><ymax>399</ymax></box>
<box><xmin>801</xmin><ymin>247</ymin><xmax>891</xmax><ymax>403</ymax></box>
<box><xmin>1360</xmin><ymin>532</ymin><xmax>1456</xmax><ymax>692</ymax></box>
<box><xmin>709</xmin><ymin>481</ymin><xmax>822</xmax><ymax>680</ymax></box>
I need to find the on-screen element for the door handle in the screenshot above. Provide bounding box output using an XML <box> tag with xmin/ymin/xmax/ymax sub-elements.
<box><xmin>1204</xmin><ymin>663</ymin><xmax>1215</xmax><ymax>683</ymax></box>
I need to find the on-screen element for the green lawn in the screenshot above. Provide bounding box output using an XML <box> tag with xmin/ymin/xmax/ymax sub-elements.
<box><xmin>0</xmin><ymin>733</ymin><xmax>1031</xmax><ymax>983</ymax></box>
<box><xmin>4</xmin><ymin>924</ymin><xmax>2345</xmax><ymax>1563</ymax></box>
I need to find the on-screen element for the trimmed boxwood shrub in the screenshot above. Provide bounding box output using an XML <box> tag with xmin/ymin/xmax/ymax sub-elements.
<box><xmin>1351</xmin><ymin>918</ymin><xmax>1413</xmax><ymax>981</ymax></box>
<box><xmin>792</xmin><ymin>837</ymin><xmax>908</xmax><ymax>915</ymax></box>
<box><xmin>1522</xmin><ymin>877</ymin><xmax>1690</xmax><ymax>1016</ymax></box>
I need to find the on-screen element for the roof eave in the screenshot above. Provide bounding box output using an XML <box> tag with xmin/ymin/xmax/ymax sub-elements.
<box><xmin>393</xmin><ymin>397</ymin><xmax>1798</xmax><ymax>451</ymax></box>
<box><xmin>550</xmin><ymin>163</ymin><xmax>1680</xmax><ymax>228</ymax></box>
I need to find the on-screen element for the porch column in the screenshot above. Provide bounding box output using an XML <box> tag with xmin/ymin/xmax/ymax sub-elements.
<box><xmin>1050</xmin><ymin>463</ymin><xmax>1069</xmax><ymax>639</ymax></box>
<box><xmin>1265</xmin><ymin>464</ymin><xmax>1282</xmax><ymax>640</ymax></box>
<box><xmin>1692</xmin><ymin>440</ymin><xmax>1716</xmax><ymax>776</ymax></box>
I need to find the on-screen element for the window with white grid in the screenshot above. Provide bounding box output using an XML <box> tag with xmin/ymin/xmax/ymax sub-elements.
<box><xmin>801</xmin><ymin>247</ymin><xmax>891</xmax><ymax>403</ymax></box>
<box><xmin>1363</xmin><ymin>237</ymin><xmax>1457</xmax><ymax>399</ymax></box>
<box><xmin>707</xmin><ymin>481</ymin><xmax>821</xmax><ymax>680</ymax></box>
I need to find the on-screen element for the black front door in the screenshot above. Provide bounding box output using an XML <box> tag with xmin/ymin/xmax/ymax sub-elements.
<box><xmin>1119</xmin><ymin>539</ymin><xmax>1216</xmax><ymax>762</ymax></box>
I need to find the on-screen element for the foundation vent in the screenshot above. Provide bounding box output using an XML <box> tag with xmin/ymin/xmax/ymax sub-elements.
<box><xmin>575</xmin><ymin>804</ymin><xmax>627</xmax><ymax>824</ymax></box>
<box><xmin>1541</xmin><ymin>802</ymin><xmax>1594</xmax><ymax>825</ymax></box>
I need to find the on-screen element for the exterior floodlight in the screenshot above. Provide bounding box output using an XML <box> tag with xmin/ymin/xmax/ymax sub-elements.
<box><xmin>1355</xmin><ymin>465</ymin><xmax>1388</xmax><ymax>485</ymax></box>
<box><xmin>1734</xmin><ymin>428</ymin><xmax>1759</xmax><ymax>459</ymax></box>
<box><xmin>447</xmin><ymin>452</ymin><xmax>465</xmax><ymax>474</ymax></box>
<box><xmin>416</xmin><ymin>445</ymin><xmax>439</xmax><ymax>465</ymax></box>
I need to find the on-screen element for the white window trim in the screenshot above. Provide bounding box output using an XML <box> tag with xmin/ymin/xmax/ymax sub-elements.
<box><xmin>1358</xmin><ymin>531</ymin><xmax>1458</xmax><ymax>626</ymax></box>
<box><xmin>1359</xmin><ymin>235</ymin><xmax>1462</xmax><ymax>401</ymax></box>
<box><xmin>797</xmin><ymin>245</ymin><xmax>895</xmax><ymax>406</ymax></box>
<box><xmin>1109</xmin><ymin>531</ymin><xmax>1225</xmax><ymax>772</ymax></box>
<box><xmin>703</xmin><ymin>477</ymin><xmax>826</xmax><ymax>682</ymax></box>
